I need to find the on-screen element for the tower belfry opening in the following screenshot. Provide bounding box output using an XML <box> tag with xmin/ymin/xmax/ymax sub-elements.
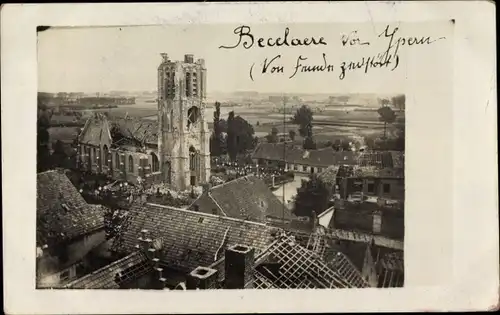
<box><xmin>157</xmin><ymin>54</ymin><xmax>210</xmax><ymax>191</ymax></box>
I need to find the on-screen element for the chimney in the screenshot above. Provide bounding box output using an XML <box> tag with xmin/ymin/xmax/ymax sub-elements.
<box><xmin>161</xmin><ymin>53</ymin><xmax>169</xmax><ymax>63</ymax></box>
<box><xmin>186</xmin><ymin>266</ymin><xmax>218</xmax><ymax>290</ymax></box>
<box><xmin>151</xmin><ymin>258</ymin><xmax>167</xmax><ymax>289</ymax></box>
<box><xmin>138</xmin><ymin>229</ymin><xmax>153</xmax><ymax>257</ymax></box>
<box><xmin>311</xmin><ymin>211</ymin><xmax>318</xmax><ymax>231</ymax></box>
<box><xmin>224</xmin><ymin>244</ymin><xmax>255</xmax><ymax>289</ymax></box>
<box><xmin>184</xmin><ymin>54</ymin><xmax>194</xmax><ymax>63</ymax></box>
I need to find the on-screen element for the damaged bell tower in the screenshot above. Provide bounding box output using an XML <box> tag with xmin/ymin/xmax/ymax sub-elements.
<box><xmin>157</xmin><ymin>53</ymin><xmax>211</xmax><ymax>191</ymax></box>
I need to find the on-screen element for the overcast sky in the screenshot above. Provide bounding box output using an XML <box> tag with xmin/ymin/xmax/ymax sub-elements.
<box><xmin>37</xmin><ymin>23</ymin><xmax>448</xmax><ymax>94</ymax></box>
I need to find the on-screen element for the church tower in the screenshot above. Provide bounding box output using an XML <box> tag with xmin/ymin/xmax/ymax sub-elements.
<box><xmin>157</xmin><ymin>53</ymin><xmax>210</xmax><ymax>191</ymax></box>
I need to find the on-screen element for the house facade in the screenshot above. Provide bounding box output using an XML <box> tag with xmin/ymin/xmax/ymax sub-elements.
<box><xmin>36</xmin><ymin>170</ymin><xmax>107</xmax><ymax>288</ymax></box>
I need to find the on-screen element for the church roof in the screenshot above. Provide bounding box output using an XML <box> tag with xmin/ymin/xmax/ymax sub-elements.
<box><xmin>110</xmin><ymin>117</ymin><xmax>159</xmax><ymax>145</ymax></box>
<box><xmin>190</xmin><ymin>175</ymin><xmax>295</xmax><ymax>222</ymax></box>
<box><xmin>79</xmin><ymin>115</ymin><xmax>159</xmax><ymax>147</ymax></box>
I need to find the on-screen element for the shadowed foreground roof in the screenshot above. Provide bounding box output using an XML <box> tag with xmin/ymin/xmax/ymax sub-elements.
<box><xmin>191</xmin><ymin>175</ymin><xmax>295</xmax><ymax>222</ymax></box>
<box><xmin>112</xmin><ymin>203</ymin><xmax>280</xmax><ymax>272</ymax></box>
<box><xmin>37</xmin><ymin>170</ymin><xmax>105</xmax><ymax>246</ymax></box>
<box><xmin>64</xmin><ymin>251</ymin><xmax>151</xmax><ymax>289</ymax></box>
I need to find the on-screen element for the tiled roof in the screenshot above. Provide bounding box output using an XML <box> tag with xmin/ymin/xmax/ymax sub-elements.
<box><xmin>111</xmin><ymin>203</ymin><xmax>280</xmax><ymax>272</ymax></box>
<box><xmin>64</xmin><ymin>251</ymin><xmax>151</xmax><ymax>289</ymax></box>
<box><xmin>251</xmin><ymin>143</ymin><xmax>359</xmax><ymax>167</ymax></box>
<box><xmin>37</xmin><ymin>170</ymin><xmax>106</xmax><ymax>246</ymax></box>
<box><xmin>191</xmin><ymin>175</ymin><xmax>295</xmax><ymax>222</ymax></box>
<box><xmin>111</xmin><ymin>117</ymin><xmax>159</xmax><ymax>145</ymax></box>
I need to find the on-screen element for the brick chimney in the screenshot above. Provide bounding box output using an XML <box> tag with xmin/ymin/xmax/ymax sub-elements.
<box><xmin>186</xmin><ymin>266</ymin><xmax>218</xmax><ymax>290</ymax></box>
<box><xmin>224</xmin><ymin>244</ymin><xmax>255</xmax><ymax>289</ymax></box>
<box><xmin>152</xmin><ymin>257</ymin><xmax>167</xmax><ymax>289</ymax></box>
<box><xmin>137</xmin><ymin>229</ymin><xmax>154</xmax><ymax>259</ymax></box>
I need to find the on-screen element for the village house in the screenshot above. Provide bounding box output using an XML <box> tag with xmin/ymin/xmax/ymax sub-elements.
<box><xmin>189</xmin><ymin>175</ymin><xmax>296</xmax><ymax>226</ymax></box>
<box><xmin>335</xmin><ymin>151</ymin><xmax>405</xmax><ymax>201</ymax></box>
<box><xmin>251</xmin><ymin>143</ymin><xmax>359</xmax><ymax>175</ymax></box>
<box><xmin>36</xmin><ymin>170</ymin><xmax>107</xmax><ymax>288</ymax></box>
<box><xmin>64</xmin><ymin>202</ymin><xmax>371</xmax><ymax>289</ymax></box>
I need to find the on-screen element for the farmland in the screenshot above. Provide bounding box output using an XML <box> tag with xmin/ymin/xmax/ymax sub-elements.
<box><xmin>53</xmin><ymin>96</ymin><xmax>404</xmax><ymax>145</ymax></box>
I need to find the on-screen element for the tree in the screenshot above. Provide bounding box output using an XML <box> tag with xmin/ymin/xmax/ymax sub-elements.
<box><xmin>391</xmin><ymin>94</ymin><xmax>406</xmax><ymax>111</ymax></box>
<box><xmin>291</xmin><ymin>105</ymin><xmax>314</xmax><ymax>137</ymax></box>
<box><xmin>302</xmin><ymin>123</ymin><xmax>316</xmax><ymax>150</ymax></box>
<box><xmin>210</xmin><ymin>102</ymin><xmax>223</xmax><ymax>156</ymax></box>
<box><xmin>293</xmin><ymin>175</ymin><xmax>332</xmax><ymax>218</ymax></box>
<box><xmin>266</xmin><ymin>127</ymin><xmax>279</xmax><ymax>143</ymax></box>
<box><xmin>377</xmin><ymin>105</ymin><xmax>397</xmax><ymax>139</ymax></box>
<box><xmin>227</xmin><ymin>111</ymin><xmax>237</xmax><ymax>160</ymax></box>
<box><xmin>226</xmin><ymin>111</ymin><xmax>256</xmax><ymax>160</ymax></box>
<box><xmin>37</xmin><ymin>99</ymin><xmax>52</xmax><ymax>173</ymax></box>
<box><xmin>288</xmin><ymin>130</ymin><xmax>296</xmax><ymax>141</ymax></box>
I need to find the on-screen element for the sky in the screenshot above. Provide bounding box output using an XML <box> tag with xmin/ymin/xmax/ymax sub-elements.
<box><xmin>37</xmin><ymin>23</ymin><xmax>448</xmax><ymax>94</ymax></box>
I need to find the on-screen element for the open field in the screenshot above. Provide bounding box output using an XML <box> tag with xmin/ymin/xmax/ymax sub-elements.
<box><xmin>70</xmin><ymin>100</ymin><xmax>404</xmax><ymax>143</ymax></box>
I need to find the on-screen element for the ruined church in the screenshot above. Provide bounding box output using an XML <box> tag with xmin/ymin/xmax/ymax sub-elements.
<box><xmin>77</xmin><ymin>54</ymin><xmax>211</xmax><ymax>191</ymax></box>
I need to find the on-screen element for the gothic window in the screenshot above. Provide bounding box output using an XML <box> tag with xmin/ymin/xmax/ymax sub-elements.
<box><xmin>189</xmin><ymin>146</ymin><xmax>197</xmax><ymax>171</ymax></box>
<box><xmin>151</xmin><ymin>152</ymin><xmax>159</xmax><ymax>173</ymax></box>
<box><xmin>103</xmin><ymin>145</ymin><xmax>109</xmax><ymax>167</ymax></box>
<box><xmin>187</xmin><ymin>106</ymin><xmax>200</xmax><ymax>128</ymax></box>
<box><xmin>185</xmin><ymin>73</ymin><xmax>191</xmax><ymax>97</ymax></box>
<box><xmin>170</xmin><ymin>109</ymin><xmax>174</xmax><ymax>129</ymax></box>
<box><xmin>128</xmin><ymin>155</ymin><xmax>134</xmax><ymax>173</ymax></box>
<box><xmin>92</xmin><ymin>147</ymin><xmax>97</xmax><ymax>165</ymax></box>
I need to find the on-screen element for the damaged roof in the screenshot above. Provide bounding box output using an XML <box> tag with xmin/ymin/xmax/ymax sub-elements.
<box><xmin>37</xmin><ymin>170</ymin><xmax>106</xmax><ymax>246</ymax></box>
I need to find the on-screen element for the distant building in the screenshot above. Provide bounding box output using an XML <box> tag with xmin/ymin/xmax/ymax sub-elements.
<box><xmin>190</xmin><ymin>175</ymin><xmax>296</xmax><ymax>225</ymax></box>
<box><xmin>334</xmin><ymin>151</ymin><xmax>405</xmax><ymax>201</ymax></box>
<box><xmin>251</xmin><ymin>143</ymin><xmax>359</xmax><ymax>175</ymax></box>
<box><xmin>36</xmin><ymin>170</ymin><xmax>107</xmax><ymax>288</ymax></box>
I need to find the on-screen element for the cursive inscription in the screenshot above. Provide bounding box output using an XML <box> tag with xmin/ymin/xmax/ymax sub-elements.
<box><xmin>219</xmin><ymin>25</ymin><xmax>328</xmax><ymax>50</ymax></box>
<box><xmin>220</xmin><ymin>24</ymin><xmax>446</xmax><ymax>82</ymax></box>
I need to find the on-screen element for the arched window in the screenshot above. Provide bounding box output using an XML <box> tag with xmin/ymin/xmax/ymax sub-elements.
<box><xmin>92</xmin><ymin>147</ymin><xmax>97</xmax><ymax>165</ymax></box>
<box><xmin>189</xmin><ymin>146</ymin><xmax>197</xmax><ymax>171</ymax></box>
<box><xmin>128</xmin><ymin>155</ymin><xmax>134</xmax><ymax>173</ymax></box>
<box><xmin>115</xmin><ymin>152</ymin><xmax>120</xmax><ymax>170</ymax></box>
<box><xmin>187</xmin><ymin>106</ymin><xmax>200</xmax><ymax>128</ymax></box>
<box><xmin>103</xmin><ymin>145</ymin><xmax>109</xmax><ymax>167</ymax></box>
<box><xmin>151</xmin><ymin>152</ymin><xmax>159</xmax><ymax>172</ymax></box>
